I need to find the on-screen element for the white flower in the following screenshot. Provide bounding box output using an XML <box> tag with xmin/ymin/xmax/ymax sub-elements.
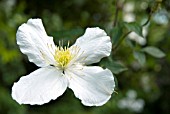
<box><xmin>12</xmin><ymin>18</ymin><xmax>115</xmax><ymax>106</ymax></box>
<box><xmin>117</xmin><ymin>90</ymin><xmax>145</xmax><ymax>112</ymax></box>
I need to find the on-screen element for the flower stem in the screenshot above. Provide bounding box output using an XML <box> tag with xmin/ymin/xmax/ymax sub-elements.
<box><xmin>113</xmin><ymin>0</ymin><xmax>119</xmax><ymax>27</ymax></box>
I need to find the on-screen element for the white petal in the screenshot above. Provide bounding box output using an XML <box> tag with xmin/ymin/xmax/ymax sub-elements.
<box><xmin>12</xmin><ymin>67</ymin><xmax>68</xmax><ymax>105</ymax></box>
<box><xmin>65</xmin><ymin>65</ymin><xmax>115</xmax><ymax>106</ymax></box>
<box><xmin>70</xmin><ymin>27</ymin><xmax>112</xmax><ymax>65</ymax></box>
<box><xmin>17</xmin><ymin>18</ymin><xmax>56</xmax><ymax>67</ymax></box>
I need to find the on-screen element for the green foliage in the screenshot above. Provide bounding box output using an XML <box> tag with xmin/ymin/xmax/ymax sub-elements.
<box><xmin>142</xmin><ymin>46</ymin><xmax>166</xmax><ymax>58</ymax></box>
<box><xmin>124</xmin><ymin>22</ymin><xmax>143</xmax><ymax>37</ymax></box>
<box><xmin>133</xmin><ymin>51</ymin><xmax>146</xmax><ymax>66</ymax></box>
<box><xmin>101</xmin><ymin>57</ymin><xmax>128</xmax><ymax>75</ymax></box>
<box><xmin>110</xmin><ymin>24</ymin><xmax>123</xmax><ymax>45</ymax></box>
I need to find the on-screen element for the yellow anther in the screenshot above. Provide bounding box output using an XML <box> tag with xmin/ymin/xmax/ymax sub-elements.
<box><xmin>54</xmin><ymin>41</ymin><xmax>72</xmax><ymax>69</ymax></box>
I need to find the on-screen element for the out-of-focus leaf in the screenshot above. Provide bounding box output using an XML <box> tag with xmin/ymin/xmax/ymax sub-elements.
<box><xmin>133</xmin><ymin>51</ymin><xmax>146</xmax><ymax>66</ymax></box>
<box><xmin>124</xmin><ymin>22</ymin><xmax>143</xmax><ymax>37</ymax></box>
<box><xmin>100</xmin><ymin>57</ymin><xmax>127</xmax><ymax>74</ymax></box>
<box><xmin>110</xmin><ymin>25</ymin><xmax>123</xmax><ymax>45</ymax></box>
<box><xmin>142</xmin><ymin>46</ymin><xmax>166</xmax><ymax>58</ymax></box>
<box><xmin>125</xmin><ymin>38</ymin><xmax>136</xmax><ymax>48</ymax></box>
<box><xmin>110</xmin><ymin>61</ymin><xmax>128</xmax><ymax>74</ymax></box>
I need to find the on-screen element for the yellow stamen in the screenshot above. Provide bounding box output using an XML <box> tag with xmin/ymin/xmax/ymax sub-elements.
<box><xmin>54</xmin><ymin>41</ymin><xmax>72</xmax><ymax>69</ymax></box>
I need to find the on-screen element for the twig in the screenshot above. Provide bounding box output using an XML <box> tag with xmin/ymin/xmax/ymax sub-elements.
<box><xmin>113</xmin><ymin>0</ymin><xmax>119</xmax><ymax>27</ymax></box>
<box><xmin>142</xmin><ymin>14</ymin><xmax>151</xmax><ymax>27</ymax></box>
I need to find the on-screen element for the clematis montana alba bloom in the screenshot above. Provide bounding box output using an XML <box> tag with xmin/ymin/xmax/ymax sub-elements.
<box><xmin>12</xmin><ymin>18</ymin><xmax>115</xmax><ymax>106</ymax></box>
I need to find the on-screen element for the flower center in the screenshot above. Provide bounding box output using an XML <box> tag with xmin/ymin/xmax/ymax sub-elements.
<box><xmin>54</xmin><ymin>42</ymin><xmax>72</xmax><ymax>69</ymax></box>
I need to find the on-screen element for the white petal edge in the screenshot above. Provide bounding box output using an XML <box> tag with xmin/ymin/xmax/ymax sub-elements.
<box><xmin>16</xmin><ymin>19</ymin><xmax>56</xmax><ymax>67</ymax></box>
<box><xmin>65</xmin><ymin>65</ymin><xmax>115</xmax><ymax>106</ymax></box>
<box><xmin>12</xmin><ymin>66</ymin><xmax>68</xmax><ymax>105</ymax></box>
<box><xmin>70</xmin><ymin>27</ymin><xmax>112</xmax><ymax>65</ymax></box>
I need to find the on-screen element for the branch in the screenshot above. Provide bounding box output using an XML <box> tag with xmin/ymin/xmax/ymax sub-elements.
<box><xmin>113</xmin><ymin>0</ymin><xmax>119</xmax><ymax>27</ymax></box>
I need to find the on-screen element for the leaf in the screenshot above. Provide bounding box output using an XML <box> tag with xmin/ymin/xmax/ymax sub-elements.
<box><xmin>133</xmin><ymin>51</ymin><xmax>146</xmax><ymax>66</ymax></box>
<box><xmin>100</xmin><ymin>57</ymin><xmax>128</xmax><ymax>74</ymax></box>
<box><xmin>110</xmin><ymin>26</ymin><xmax>123</xmax><ymax>45</ymax></box>
<box><xmin>124</xmin><ymin>22</ymin><xmax>143</xmax><ymax>37</ymax></box>
<box><xmin>142</xmin><ymin>46</ymin><xmax>166</xmax><ymax>58</ymax></box>
<box><xmin>110</xmin><ymin>61</ymin><xmax>128</xmax><ymax>74</ymax></box>
<box><xmin>125</xmin><ymin>38</ymin><xmax>136</xmax><ymax>48</ymax></box>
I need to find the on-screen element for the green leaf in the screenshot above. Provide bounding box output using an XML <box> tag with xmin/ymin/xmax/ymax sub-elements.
<box><xmin>110</xmin><ymin>26</ymin><xmax>123</xmax><ymax>45</ymax></box>
<box><xmin>133</xmin><ymin>51</ymin><xmax>146</xmax><ymax>66</ymax></box>
<box><xmin>100</xmin><ymin>57</ymin><xmax>128</xmax><ymax>74</ymax></box>
<box><xmin>124</xmin><ymin>22</ymin><xmax>143</xmax><ymax>37</ymax></box>
<box><xmin>142</xmin><ymin>46</ymin><xmax>166</xmax><ymax>58</ymax></box>
<box><xmin>125</xmin><ymin>38</ymin><xmax>136</xmax><ymax>48</ymax></box>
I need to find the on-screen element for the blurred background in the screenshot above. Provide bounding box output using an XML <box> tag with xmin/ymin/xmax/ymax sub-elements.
<box><xmin>0</xmin><ymin>0</ymin><xmax>170</xmax><ymax>114</ymax></box>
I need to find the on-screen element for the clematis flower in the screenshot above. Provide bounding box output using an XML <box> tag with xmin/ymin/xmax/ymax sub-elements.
<box><xmin>12</xmin><ymin>19</ymin><xmax>115</xmax><ymax>106</ymax></box>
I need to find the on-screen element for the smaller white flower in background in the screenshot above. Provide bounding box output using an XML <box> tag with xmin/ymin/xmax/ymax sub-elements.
<box><xmin>12</xmin><ymin>18</ymin><xmax>115</xmax><ymax>106</ymax></box>
<box><xmin>117</xmin><ymin>90</ymin><xmax>145</xmax><ymax>112</ymax></box>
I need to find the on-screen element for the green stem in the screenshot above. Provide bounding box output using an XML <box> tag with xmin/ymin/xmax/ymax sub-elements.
<box><xmin>142</xmin><ymin>13</ymin><xmax>151</xmax><ymax>27</ymax></box>
<box><xmin>113</xmin><ymin>31</ymin><xmax>131</xmax><ymax>51</ymax></box>
<box><xmin>113</xmin><ymin>0</ymin><xmax>119</xmax><ymax>27</ymax></box>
